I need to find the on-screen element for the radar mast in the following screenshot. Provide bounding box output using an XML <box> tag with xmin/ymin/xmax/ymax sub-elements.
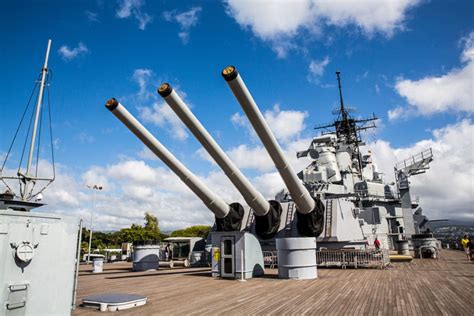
<box><xmin>314</xmin><ymin>71</ymin><xmax>378</xmax><ymax>171</ymax></box>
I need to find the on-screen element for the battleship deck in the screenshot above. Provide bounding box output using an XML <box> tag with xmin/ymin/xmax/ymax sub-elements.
<box><xmin>74</xmin><ymin>250</ymin><xmax>473</xmax><ymax>315</ymax></box>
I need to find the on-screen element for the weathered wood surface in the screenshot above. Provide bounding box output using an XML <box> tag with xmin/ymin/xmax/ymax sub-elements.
<box><xmin>74</xmin><ymin>250</ymin><xmax>474</xmax><ymax>315</ymax></box>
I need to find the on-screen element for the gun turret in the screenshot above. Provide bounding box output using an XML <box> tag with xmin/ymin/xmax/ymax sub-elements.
<box><xmin>105</xmin><ymin>98</ymin><xmax>243</xmax><ymax>231</ymax></box>
<box><xmin>222</xmin><ymin>66</ymin><xmax>324</xmax><ymax>237</ymax></box>
<box><xmin>157</xmin><ymin>84</ymin><xmax>281</xmax><ymax>238</ymax></box>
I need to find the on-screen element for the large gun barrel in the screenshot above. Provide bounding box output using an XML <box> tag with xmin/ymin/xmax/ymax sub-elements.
<box><xmin>105</xmin><ymin>98</ymin><xmax>230</xmax><ymax>219</ymax></box>
<box><xmin>222</xmin><ymin>66</ymin><xmax>315</xmax><ymax>214</ymax></box>
<box><xmin>157</xmin><ymin>84</ymin><xmax>270</xmax><ymax>217</ymax></box>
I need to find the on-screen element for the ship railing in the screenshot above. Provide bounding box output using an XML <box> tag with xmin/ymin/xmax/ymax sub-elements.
<box><xmin>262</xmin><ymin>251</ymin><xmax>278</xmax><ymax>268</ymax></box>
<box><xmin>316</xmin><ymin>249</ymin><xmax>389</xmax><ymax>269</ymax></box>
<box><xmin>395</xmin><ymin>148</ymin><xmax>433</xmax><ymax>171</ymax></box>
<box><xmin>354</xmin><ymin>189</ymin><xmax>387</xmax><ymax>199</ymax></box>
<box><xmin>262</xmin><ymin>249</ymin><xmax>389</xmax><ymax>269</ymax></box>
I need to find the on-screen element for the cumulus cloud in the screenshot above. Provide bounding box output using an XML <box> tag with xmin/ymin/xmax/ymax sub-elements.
<box><xmin>116</xmin><ymin>0</ymin><xmax>152</xmax><ymax>30</ymax></box>
<box><xmin>132</xmin><ymin>68</ymin><xmax>154</xmax><ymax>99</ymax></box>
<box><xmin>225</xmin><ymin>0</ymin><xmax>316</xmax><ymax>40</ymax></box>
<box><xmin>367</xmin><ymin>119</ymin><xmax>474</xmax><ymax>220</ymax></box>
<box><xmin>137</xmin><ymin>146</ymin><xmax>158</xmax><ymax>161</ymax></box>
<box><xmin>230</xmin><ymin>112</ymin><xmax>248</xmax><ymax>128</ymax></box>
<box><xmin>127</xmin><ymin>68</ymin><xmax>189</xmax><ymax>141</ymax></box>
<box><xmin>138</xmin><ymin>101</ymin><xmax>189</xmax><ymax>141</ymax></box>
<box><xmin>387</xmin><ymin>106</ymin><xmax>417</xmax><ymax>121</ymax></box>
<box><xmin>264</xmin><ymin>105</ymin><xmax>308</xmax><ymax>142</ymax></box>
<box><xmin>163</xmin><ymin>7</ymin><xmax>202</xmax><ymax>44</ymax></box>
<box><xmin>392</xmin><ymin>31</ymin><xmax>474</xmax><ymax>119</ymax></box>
<box><xmin>231</xmin><ymin>104</ymin><xmax>308</xmax><ymax>144</ymax></box>
<box><xmin>225</xmin><ymin>137</ymin><xmax>311</xmax><ymax>173</ymax></box>
<box><xmin>58</xmin><ymin>42</ymin><xmax>89</xmax><ymax>61</ymax></box>
<box><xmin>314</xmin><ymin>0</ymin><xmax>420</xmax><ymax>37</ymax></box>
<box><xmin>73</xmin><ymin>161</ymin><xmax>242</xmax><ymax>231</ymax></box>
<box><xmin>224</xmin><ymin>0</ymin><xmax>421</xmax><ymax>57</ymax></box>
<box><xmin>307</xmin><ymin>56</ymin><xmax>330</xmax><ymax>84</ymax></box>
<box><xmin>226</xmin><ymin>145</ymin><xmax>273</xmax><ymax>172</ymax></box>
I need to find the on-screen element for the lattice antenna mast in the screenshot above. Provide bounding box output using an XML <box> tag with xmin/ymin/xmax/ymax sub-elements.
<box><xmin>315</xmin><ymin>72</ymin><xmax>378</xmax><ymax>141</ymax></box>
<box><xmin>336</xmin><ymin>71</ymin><xmax>348</xmax><ymax>123</ymax></box>
<box><xmin>313</xmin><ymin>71</ymin><xmax>379</xmax><ymax>173</ymax></box>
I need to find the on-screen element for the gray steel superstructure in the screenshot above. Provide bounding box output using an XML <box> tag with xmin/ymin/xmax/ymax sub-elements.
<box><xmin>293</xmin><ymin>71</ymin><xmax>434</xmax><ymax>250</ymax></box>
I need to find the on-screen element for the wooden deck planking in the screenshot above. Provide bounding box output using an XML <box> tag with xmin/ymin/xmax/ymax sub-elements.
<box><xmin>74</xmin><ymin>250</ymin><xmax>474</xmax><ymax>315</ymax></box>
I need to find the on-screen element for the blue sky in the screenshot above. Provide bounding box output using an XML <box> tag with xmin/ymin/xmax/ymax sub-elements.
<box><xmin>1</xmin><ymin>0</ymin><xmax>473</xmax><ymax>230</ymax></box>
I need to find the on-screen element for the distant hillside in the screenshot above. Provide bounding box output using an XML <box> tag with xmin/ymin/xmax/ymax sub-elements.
<box><xmin>428</xmin><ymin>219</ymin><xmax>474</xmax><ymax>229</ymax></box>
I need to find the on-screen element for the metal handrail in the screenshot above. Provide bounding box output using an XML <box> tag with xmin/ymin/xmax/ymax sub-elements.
<box><xmin>262</xmin><ymin>249</ymin><xmax>390</xmax><ymax>270</ymax></box>
<box><xmin>316</xmin><ymin>249</ymin><xmax>389</xmax><ymax>269</ymax></box>
<box><xmin>395</xmin><ymin>148</ymin><xmax>433</xmax><ymax>170</ymax></box>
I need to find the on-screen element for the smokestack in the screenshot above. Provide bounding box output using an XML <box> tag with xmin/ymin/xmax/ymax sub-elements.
<box><xmin>105</xmin><ymin>98</ymin><xmax>230</xmax><ymax>219</ymax></box>
<box><xmin>157</xmin><ymin>83</ymin><xmax>270</xmax><ymax>217</ymax></box>
<box><xmin>222</xmin><ymin>66</ymin><xmax>316</xmax><ymax>214</ymax></box>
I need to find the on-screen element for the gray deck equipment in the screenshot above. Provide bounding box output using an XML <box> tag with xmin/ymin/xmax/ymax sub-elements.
<box><xmin>82</xmin><ymin>293</ymin><xmax>147</xmax><ymax>312</ymax></box>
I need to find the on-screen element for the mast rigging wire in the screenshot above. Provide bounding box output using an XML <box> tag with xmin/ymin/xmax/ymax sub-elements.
<box><xmin>0</xmin><ymin>70</ymin><xmax>56</xmax><ymax>201</ymax></box>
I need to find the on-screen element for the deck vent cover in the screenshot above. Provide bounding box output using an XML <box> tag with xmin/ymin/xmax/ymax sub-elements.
<box><xmin>82</xmin><ymin>293</ymin><xmax>147</xmax><ymax>312</ymax></box>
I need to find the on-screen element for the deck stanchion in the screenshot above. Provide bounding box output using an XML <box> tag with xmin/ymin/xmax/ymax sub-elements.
<box><xmin>239</xmin><ymin>249</ymin><xmax>246</xmax><ymax>282</ymax></box>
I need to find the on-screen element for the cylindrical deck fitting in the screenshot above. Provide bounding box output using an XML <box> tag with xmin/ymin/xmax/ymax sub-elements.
<box><xmin>276</xmin><ymin>237</ymin><xmax>317</xmax><ymax>280</ymax></box>
<box><xmin>222</xmin><ymin>66</ymin><xmax>315</xmax><ymax>214</ymax></box>
<box><xmin>132</xmin><ymin>245</ymin><xmax>160</xmax><ymax>271</ymax></box>
<box><xmin>105</xmin><ymin>98</ymin><xmax>230</xmax><ymax>218</ymax></box>
<box><xmin>157</xmin><ymin>83</ymin><xmax>270</xmax><ymax>217</ymax></box>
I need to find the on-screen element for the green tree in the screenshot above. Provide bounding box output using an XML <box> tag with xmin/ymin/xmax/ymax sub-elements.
<box><xmin>170</xmin><ymin>225</ymin><xmax>212</xmax><ymax>239</ymax></box>
<box><xmin>80</xmin><ymin>212</ymin><xmax>163</xmax><ymax>248</ymax></box>
<box><xmin>144</xmin><ymin>212</ymin><xmax>159</xmax><ymax>231</ymax></box>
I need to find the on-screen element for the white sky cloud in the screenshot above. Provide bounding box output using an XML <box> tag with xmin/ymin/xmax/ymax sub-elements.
<box><xmin>138</xmin><ymin>101</ymin><xmax>189</xmax><ymax>141</ymax></box>
<box><xmin>163</xmin><ymin>7</ymin><xmax>202</xmax><ymax>44</ymax></box>
<box><xmin>58</xmin><ymin>42</ymin><xmax>88</xmax><ymax>61</ymax></box>
<box><xmin>226</xmin><ymin>144</ymin><xmax>273</xmax><ymax>172</ymax></box>
<box><xmin>224</xmin><ymin>0</ymin><xmax>421</xmax><ymax>57</ymax></box>
<box><xmin>231</xmin><ymin>104</ymin><xmax>308</xmax><ymax>144</ymax></box>
<box><xmin>132</xmin><ymin>68</ymin><xmax>153</xmax><ymax>99</ymax></box>
<box><xmin>392</xmin><ymin>31</ymin><xmax>474</xmax><ymax>119</ymax></box>
<box><xmin>116</xmin><ymin>0</ymin><xmax>152</xmax><ymax>30</ymax></box>
<box><xmin>137</xmin><ymin>146</ymin><xmax>158</xmax><ymax>161</ymax></box>
<box><xmin>225</xmin><ymin>0</ymin><xmax>317</xmax><ymax>39</ymax></box>
<box><xmin>387</xmin><ymin>106</ymin><xmax>416</xmax><ymax>121</ymax></box>
<box><xmin>128</xmin><ymin>68</ymin><xmax>189</xmax><ymax>141</ymax></box>
<box><xmin>367</xmin><ymin>119</ymin><xmax>474</xmax><ymax>220</ymax></box>
<box><xmin>264</xmin><ymin>105</ymin><xmax>308</xmax><ymax>143</ymax></box>
<box><xmin>307</xmin><ymin>56</ymin><xmax>330</xmax><ymax>84</ymax></box>
<box><xmin>314</xmin><ymin>0</ymin><xmax>420</xmax><ymax>37</ymax></box>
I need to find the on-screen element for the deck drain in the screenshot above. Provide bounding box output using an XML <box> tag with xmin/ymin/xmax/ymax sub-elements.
<box><xmin>82</xmin><ymin>293</ymin><xmax>147</xmax><ymax>312</ymax></box>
